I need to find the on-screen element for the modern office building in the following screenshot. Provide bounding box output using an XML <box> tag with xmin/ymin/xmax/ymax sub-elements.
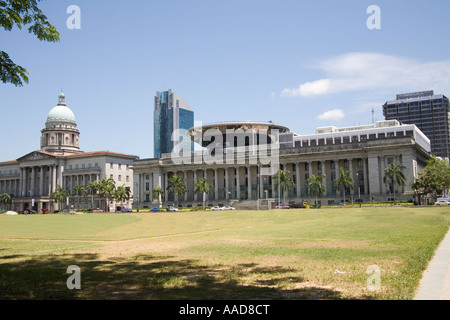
<box><xmin>0</xmin><ymin>92</ymin><xmax>137</xmax><ymax>212</ymax></box>
<box><xmin>154</xmin><ymin>89</ymin><xmax>194</xmax><ymax>158</ymax></box>
<box><xmin>383</xmin><ymin>91</ymin><xmax>450</xmax><ymax>159</ymax></box>
<box><xmin>133</xmin><ymin>120</ymin><xmax>431</xmax><ymax>210</ymax></box>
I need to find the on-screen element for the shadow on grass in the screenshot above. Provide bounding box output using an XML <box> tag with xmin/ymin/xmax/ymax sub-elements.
<box><xmin>0</xmin><ymin>253</ymin><xmax>376</xmax><ymax>300</ymax></box>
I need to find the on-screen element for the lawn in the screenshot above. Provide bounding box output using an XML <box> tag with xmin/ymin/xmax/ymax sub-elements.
<box><xmin>0</xmin><ymin>206</ymin><xmax>449</xmax><ymax>300</ymax></box>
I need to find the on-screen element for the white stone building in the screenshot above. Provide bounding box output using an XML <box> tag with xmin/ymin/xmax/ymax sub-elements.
<box><xmin>0</xmin><ymin>92</ymin><xmax>137</xmax><ymax>212</ymax></box>
<box><xmin>132</xmin><ymin>120</ymin><xmax>431</xmax><ymax>209</ymax></box>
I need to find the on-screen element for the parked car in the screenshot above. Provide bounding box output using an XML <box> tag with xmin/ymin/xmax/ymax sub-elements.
<box><xmin>211</xmin><ymin>206</ymin><xmax>222</xmax><ymax>211</ymax></box>
<box><xmin>222</xmin><ymin>206</ymin><xmax>235</xmax><ymax>210</ymax></box>
<box><xmin>275</xmin><ymin>204</ymin><xmax>290</xmax><ymax>209</ymax></box>
<box><xmin>23</xmin><ymin>209</ymin><xmax>37</xmax><ymax>214</ymax></box>
<box><xmin>121</xmin><ymin>208</ymin><xmax>132</xmax><ymax>212</ymax></box>
<box><xmin>167</xmin><ymin>206</ymin><xmax>179</xmax><ymax>212</ymax></box>
<box><xmin>93</xmin><ymin>208</ymin><xmax>104</xmax><ymax>213</ymax></box>
<box><xmin>151</xmin><ymin>207</ymin><xmax>163</xmax><ymax>212</ymax></box>
<box><xmin>435</xmin><ymin>200</ymin><xmax>450</xmax><ymax>206</ymax></box>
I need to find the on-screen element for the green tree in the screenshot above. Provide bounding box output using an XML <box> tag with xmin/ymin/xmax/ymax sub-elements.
<box><xmin>305</xmin><ymin>174</ymin><xmax>326</xmax><ymax>208</ymax></box>
<box><xmin>152</xmin><ymin>185</ymin><xmax>165</xmax><ymax>208</ymax></box>
<box><xmin>383</xmin><ymin>160</ymin><xmax>406</xmax><ymax>205</ymax></box>
<box><xmin>167</xmin><ymin>174</ymin><xmax>187</xmax><ymax>208</ymax></box>
<box><xmin>333</xmin><ymin>167</ymin><xmax>354</xmax><ymax>205</ymax></box>
<box><xmin>72</xmin><ymin>185</ymin><xmax>87</xmax><ymax>209</ymax></box>
<box><xmin>0</xmin><ymin>193</ymin><xmax>12</xmax><ymax>210</ymax></box>
<box><xmin>194</xmin><ymin>177</ymin><xmax>214</xmax><ymax>211</ymax></box>
<box><xmin>412</xmin><ymin>156</ymin><xmax>450</xmax><ymax>203</ymax></box>
<box><xmin>273</xmin><ymin>170</ymin><xmax>295</xmax><ymax>205</ymax></box>
<box><xmin>51</xmin><ymin>185</ymin><xmax>69</xmax><ymax>211</ymax></box>
<box><xmin>114</xmin><ymin>184</ymin><xmax>131</xmax><ymax>210</ymax></box>
<box><xmin>87</xmin><ymin>180</ymin><xmax>101</xmax><ymax>210</ymax></box>
<box><xmin>99</xmin><ymin>178</ymin><xmax>116</xmax><ymax>212</ymax></box>
<box><xmin>1</xmin><ymin>0</ymin><xmax>60</xmax><ymax>86</ymax></box>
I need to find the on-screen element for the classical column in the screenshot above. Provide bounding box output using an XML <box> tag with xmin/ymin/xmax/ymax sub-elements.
<box><xmin>321</xmin><ymin>160</ymin><xmax>327</xmax><ymax>196</ymax></box>
<box><xmin>247</xmin><ymin>165</ymin><xmax>252</xmax><ymax>200</ymax></box>
<box><xmin>296</xmin><ymin>162</ymin><xmax>301</xmax><ymax>198</ymax></box>
<box><xmin>19</xmin><ymin>168</ymin><xmax>24</xmax><ymax>197</ymax></box>
<box><xmin>236</xmin><ymin>167</ymin><xmax>241</xmax><ymax>200</ymax></box>
<box><xmin>308</xmin><ymin>161</ymin><xmax>313</xmax><ymax>179</ymax></box>
<box><xmin>259</xmin><ymin>165</ymin><xmax>264</xmax><ymax>199</ymax></box>
<box><xmin>193</xmin><ymin>170</ymin><xmax>198</xmax><ymax>202</ymax></box>
<box><xmin>225</xmin><ymin>168</ymin><xmax>230</xmax><ymax>200</ymax></box>
<box><xmin>363</xmin><ymin>157</ymin><xmax>369</xmax><ymax>197</ymax></box>
<box><xmin>349</xmin><ymin>158</ymin><xmax>354</xmax><ymax>195</ymax></box>
<box><xmin>214</xmin><ymin>168</ymin><xmax>219</xmax><ymax>201</ymax></box>
<box><xmin>30</xmin><ymin>167</ymin><xmax>35</xmax><ymax>197</ymax></box>
<box><xmin>164</xmin><ymin>172</ymin><xmax>169</xmax><ymax>202</ymax></box>
<box><xmin>52</xmin><ymin>165</ymin><xmax>57</xmax><ymax>192</ymax></box>
<box><xmin>39</xmin><ymin>166</ymin><xmax>44</xmax><ymax>196</ymax></box>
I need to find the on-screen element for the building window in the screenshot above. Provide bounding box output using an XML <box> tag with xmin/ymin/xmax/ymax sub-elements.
<box><xmin>330</xmin><ymin>161</ymin><xmax>335</xmax><ymax>169</ymax></box>
<box><xmin>119</xmin><ymin>164</ymin><xmax>122</xmax><ymax>170</ymax></box>
<box><xmin>358</xmin><ymin>159</ymin><xmax>363</xmax><ymax>168</ymax></box>
<box><xmin>145</xmin><ymin>175</ymin><xmax>150</xmax><ymax>180</ymax></box>
<box><xmin>126</xmin><ymin>176</ymin><xmax>130</xmax><ymax>182</ymax></box>
<box><xmin>118</xmin><ymin>175</ymin><xmax>122</xmax><ymax>181</ymax></box>
<box><xmin>110</xmin><ymin>174</ymin><xmax>113</xmax><ymax>179</ymax></box>
<box><xmin>145</xmin><ymin>183</ymin><xmax>150</xmax><ymax>191</ymax></box>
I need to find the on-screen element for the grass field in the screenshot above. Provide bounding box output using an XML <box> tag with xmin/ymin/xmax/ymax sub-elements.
<box><xmin>1</xmin><ymin>206</ymin><xmax>449</xmax><ymax>300</ymax></box>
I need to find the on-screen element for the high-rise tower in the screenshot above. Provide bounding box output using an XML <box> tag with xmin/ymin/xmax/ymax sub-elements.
<box><xmin>383</xmin><ymin>91</ymin><xmax>450</xmax><ymax>158</ymax></box>
<box><xmin>154</xmin><ymin>89</ymin><xmax>194</xmax><ymax>158</ymax></box>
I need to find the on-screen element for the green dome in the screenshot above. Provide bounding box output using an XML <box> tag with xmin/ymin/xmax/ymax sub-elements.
<box><xmin>46</xmin><ymin>92</ymin><xmax>76</xmax><ymax>124</ymax></box>
<box><xmin>46</xmin><ymin>105</ymin><xmax>76</xmax><ymax>123</ymax></box>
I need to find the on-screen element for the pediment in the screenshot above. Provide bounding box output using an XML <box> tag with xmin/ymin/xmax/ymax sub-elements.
<box><xmin>17</xmin><ymin>151</ymin><xmax>57</xmax><ymax>162</ymax></box>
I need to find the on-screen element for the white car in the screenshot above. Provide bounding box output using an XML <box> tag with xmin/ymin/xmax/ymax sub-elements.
<box><xmin>435</xmin><ymin>200</ymin><xmax>449</xmax><ymax>206</ymax></box>
<box><xmin>222</xmin><ymin>206</ymin><xmax>235</xmax><ymax>210</ymax></box>
<box><xmin>211</xmin><ymin>206</ymin><xmax>222</xmax><ymax>211</ymax></box>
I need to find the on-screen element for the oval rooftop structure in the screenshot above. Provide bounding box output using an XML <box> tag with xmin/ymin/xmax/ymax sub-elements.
<box><xmin>188</xmin><ymin>121</ymin><xmax>290</xmax><ymax>148</ymax></box>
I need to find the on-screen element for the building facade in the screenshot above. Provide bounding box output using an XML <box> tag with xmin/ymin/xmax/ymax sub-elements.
<box><xmin>383</xmin><ymin>91</ymin><xmax>450</xmax><ymax>159</ymax></box>
<box><xmin>133</xmin><ymin>120</ymin><xmax>431</xmax><ymax>209</ymax></box>
<box><xmin>0</xmin><ymin>92</ymin><xmax>137</xmax><ymax>212</ymax></box>
<box><xmin>154</xmin><ymin>89</ymin><xmax>194</xmax><ymax>158</ymax></box>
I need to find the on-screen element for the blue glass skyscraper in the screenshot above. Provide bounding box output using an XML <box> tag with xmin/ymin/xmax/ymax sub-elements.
<box><xmin>154</xmin><ymin>89</ymin><xmax>194</xmax><ymax>158</ymax></box>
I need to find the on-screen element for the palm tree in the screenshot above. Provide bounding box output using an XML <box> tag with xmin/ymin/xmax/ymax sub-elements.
<box><xmin>72</xmin><ymin>185</ymin><xmax>87</xmax><ymax>209</ymax></box>
<box><xmin>99</xmin><ymin>178</ymin><xmax>116</xmax><ymax>212</ymax></box>
<box><xmin>0</xmin><ymin>193</ymin><xmax>12</xmax><ymax>211</ymax></box>
<box><xmin>87</xmin><ymin>180</ymin><xmax>101</xmax><ymax>210</ymax></box>
<box><xmin>383</xmin><ymin>160</ymin><xmax>407</xmax><ymax>205</ymax></box>
<box><xmin>114</xmin><ymin>184</ymin><xmax>131</xmax><ymax>210</ymax></box>
<box><xmin>305</xmin><ymin>174</ymin><xmax>326</xmax><ymax>208</ymax></box>
<box><xmin>272</xmin><ymin>169</ymin><xmax>295</xmax><ymax>205</ymax></box>
<box><xmin>152</xmin><ymin>185</ymin><xmax>165</xmax><ymax>208</ymax></box>
<box><xmin>167</xmin><ymin>174</ymin><xmax>187</xmax><ymax>208</ymax></box>
<box><xmin>51</xmin><ymin>185</ymin><xmax>69</xmax><ymax>211</ymax></box>
<box><xmin>333</xmin><ymin>167</ymin><xmax>354</xmax><ymax>205</ymax></box>
<box><xmin>194</xmin><ymin>177</ymin><xmax>214</xmax><ymax>211</ymax></box>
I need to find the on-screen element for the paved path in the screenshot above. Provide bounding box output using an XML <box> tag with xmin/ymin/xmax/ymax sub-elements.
<box><xmin>414</xmin><ymin>228</ymin><xmax>450</xmax><ymax>300</ymax></box>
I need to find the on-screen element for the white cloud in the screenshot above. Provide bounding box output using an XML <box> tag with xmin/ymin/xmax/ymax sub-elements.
<box><xmin>281</xmin><ymin>52</ymin><xmax>450</xmax><ymax>97</ymax></box>
<box><xmin>317</xmin><ymin>109</ymin><xmax>345</xmax><ymax>121</ymax></box>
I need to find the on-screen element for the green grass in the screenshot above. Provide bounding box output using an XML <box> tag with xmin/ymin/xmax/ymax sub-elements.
<box><xmin>0</xmin><ymin>207</ymin><xmax>449</xmax><ymax>300</ymax></box>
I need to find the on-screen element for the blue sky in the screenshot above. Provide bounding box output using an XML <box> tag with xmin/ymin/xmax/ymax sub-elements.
<box><xmin>2</xmin><ymin>0</ymin><xmax>450</xmax><ymax>160</ymax></box>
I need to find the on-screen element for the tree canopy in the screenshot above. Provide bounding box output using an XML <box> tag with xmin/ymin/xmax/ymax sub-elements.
<box><xmin>1</xmin><ymin>0</ymin><xmax>60</xmax><ymax>86</ymax></box>
<box><xmin>412</xmin><ymin>156</ymin><xmax>450</xmax><ymax>202</ymax></box>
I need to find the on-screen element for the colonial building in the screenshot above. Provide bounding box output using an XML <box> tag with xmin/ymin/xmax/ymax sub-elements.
<box><xmin>0</xmin><ymin>92</ymin><xmax>137</xmax><ymax>212</ymax></box>
<box><xmin>132</xmin><ymin>120</ymin><xmax>431</xmax><ymax>210</ymax></box>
